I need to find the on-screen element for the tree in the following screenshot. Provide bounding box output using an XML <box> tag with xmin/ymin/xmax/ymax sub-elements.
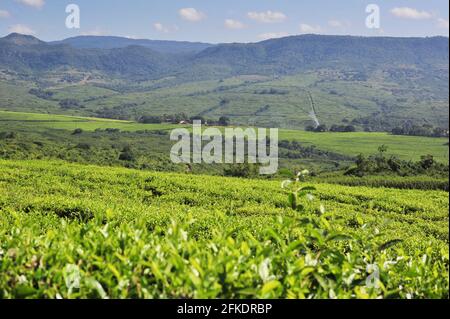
<box><xmin>355</xmin><ymin>154</ymin><xmax>371</xmax><ymax>173</ymax></box>
<box><xmin>315</xmin><ymin>124</ymin><xmax>328</xmax><ymax>132</ymax></box>
<box><xmin>218</xmin><ymin>116</ymin><xmax>230</xmax><ymax>126</ymax></box>
<box><xmin>139</xmin><ymin>116</ymin><xmax>162</xmax><ymax>124</ymax></box>
<box><xmin>392</xmin><ymin>127</ymin><xmax>404</xmax><ymax>135</ymax></box>
<box><xmin>330</xmin><ymin>125</ymin><xmax>340</xmax><ymax>132</ymax></box>
<box><xmin>344</xmin><ymin>125</ymin><xmax>356</xmax><ymax>132</ymax></box>
<box><xmin>190</xmin><ymin>116</ymin><xmax>205</xmax><ymax>123</ymax></box>
<box><xmin>119</xmin><ymin>145</ymin><xmax>135</xmax><ymax>161</ymax></box>
<box><xmin>330</xmin><ymin>125</ymin><xmax>356</xmax><ymax>132</ymax></box>
<box><xmin>420</xmin><ymin>155</ymin><xmax>434</xmax><ymax>170</ymax></box>
<box><xmin>433</xmin><ymin>127</ymin><xmax>449</xmax><ymax>138</ymax></box>
<box><xmin>60</xmin><ymin>99</ymin><xmax>81</xmax><ymax>109</ymax></box>
<box><xmin>387</xmin><ymin>156</ymin><xmax>402</xmax><ymax>172</ymax></box>
<box><xmin>378</xmin><ymin>145</ymin><xmax>388</xmax><ymax>154</ymax></box>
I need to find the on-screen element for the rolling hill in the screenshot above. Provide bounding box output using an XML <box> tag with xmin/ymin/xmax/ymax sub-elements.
<box><xmin>0</xmin><ymin>33</ymin><xmax>177</xmax><ymax>78</ymax></box>
<box><xmin>1</xmin><ymin>33</ymin><xmax>448</xmax><ymax>79</ymax></box>
<box><xmin>193</xmin><ymin>35</ymin><xmax>449</xmax><ymax>76</ymax></box>
<box><xmin>51</xmin><ymin>35</ymin><xmax>213</xmax><ymax>53</ymax></box>
<box><xmin>0</xmin><ymin>33</ymin><xmax>448</xmax><ymax>129</ymax></box>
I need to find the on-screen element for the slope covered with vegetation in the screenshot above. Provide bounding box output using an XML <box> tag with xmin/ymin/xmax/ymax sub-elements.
<box><xmin>0</xmin><ymin>111</ymin><xmax>448</xmax><ymax>178</ymax></box>
<box><xmin>0</xmin><ymin>160</ymin><xmax>448</xmax><ymax>298</ymax></box>
<box><xmin>2</xmin><ymin>34</ymin><xmax>448</xmax><ymax>79</ymax></box>
<box><xmin>1</xmin><ymin>33</ymin><xmax>448</xmax><ymax>130</ymax></box>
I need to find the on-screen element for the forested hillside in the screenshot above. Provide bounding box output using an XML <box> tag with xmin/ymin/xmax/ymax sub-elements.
<box><xmin>1</xmin><ymin>33</ymin><xmax>448</xmax><ymax>130</ymax></box>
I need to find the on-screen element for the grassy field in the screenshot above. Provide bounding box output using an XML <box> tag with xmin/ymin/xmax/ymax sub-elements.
<box><xmin>1</xmin><ymin>69</ymin><xmax>448</xmax><ymax>130</ymax></box>
<box><xmin>1</xmin><ymin>110</ymin><xmax>448</xmax><ymax>162</ymax></box>
<box><xmin>0</xmin><ymin>110</ymin><xmax>181</xmax><ymax>132</ymax></box>
<box><xmin>0</xmin><ymin>160</ymin><xmax>448</xmax><ymax>298</ymax></box>
<box><xmin>280</xmin><ymin>130</ymin><xmax>449</xmax><ymax>162</ymax></box>
<box><xmin>1</xmin><ymin>111</ymin><xmax>345</xmax><ymax>175</ymax></box>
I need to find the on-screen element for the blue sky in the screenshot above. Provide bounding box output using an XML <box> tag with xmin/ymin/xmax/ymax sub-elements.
<box><xmin>0</xmin><ymin>0</ymin><xmax>448</xmax><ymax>42</ymax></box>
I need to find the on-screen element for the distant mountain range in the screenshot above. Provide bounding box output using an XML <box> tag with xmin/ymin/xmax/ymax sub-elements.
<box><xmin>50</xmin><ymin>35</ymin><xmax>213</xmax><ymax>53</ymax></box>
<box><xmin>1</xmin><ymin>33</ymin><xmax>448</xmax><ymax>81</ymax></box>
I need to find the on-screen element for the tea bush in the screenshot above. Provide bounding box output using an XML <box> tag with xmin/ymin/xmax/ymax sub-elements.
<box><xmin>0</xmin><ymin>160</ymin><xmax>448</xmax><ymax>299</ymax></box>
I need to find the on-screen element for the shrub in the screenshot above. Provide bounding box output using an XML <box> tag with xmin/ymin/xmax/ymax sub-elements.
<box><xmin>76</xmin><ymin>143</ymin><xmax>91</xmax><ymax>150</ymax></box>
<box><xmin>72</xmin><ymin>128</ymin><xmax>83</xmax><ymax>135</ymax></box>
<box><xmin>60</xmin><ymin>99</ymin><xmax>82</xmax><ymax>109</ymax></box>
<box><xmin>119</xmin><ymin>145</ymin><xmax>135</xmax><ymax>161</ymax></box>
<box><xmin>218</xmin><ymin>116</ymin><xmax>231</xmax><ymax>126</ymax></box>
<box><xmin>223</xmin><ymin>163</ymin><xmax>258</xmax><ymax>178</ymax></box>
<box><xmin>0</xmin><ymin>132</ymin><xmax>17</xmax><ymax>139</ymax></box>
<box><xmin>139</xmin><ymin>116</ymin><xmax>163</xmax><ymax>124</ymax></box>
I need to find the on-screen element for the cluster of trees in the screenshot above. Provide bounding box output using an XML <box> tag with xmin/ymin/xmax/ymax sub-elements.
<box><xmin>223</xmin><ymin>163</ymin><xmax>259</xmax><ymax>178</ymax></box>
<box><xmin>350</xmin><ymin>114</ymin><xmax>398</xmax><ymax>132</ymax></box>
<box><xmin>94</xmin><ymin>107</ymin><xmax>129</xmax><ymax>120</ymax></box>
<box><xmin>254</xmin><ymin>88</ymin><xmax>289</xmax><ymax>95</ymax></box>
<box><xmin>94</xmin><ymin>128</ymin><xmax>121</xmax><ymax>134</ymax></box>
<box><xmin>306</xmin><ymin>124</ymin><xmax>356</xmax><ymax>133</ymax></box>
<box><xmin>278</xmin><ymin>140</ymin><xmax>351</xmax><ymax>161</ymax></box>
<box><xmin>60</xmin><ymin>99</ymin><xmax>84</xmax><ymax>109</ymax></box>
<box><xmin>138</xmin><ymin>116</ymin><xmax>165</xmax><ymax>124</ymax></box>
<box><xmin>391</xmin><ymin>124</ymin><xmax>449</xmax><ymax>138</ymax></box>
<box><xmin>346</xmin><ymin>145</ymin><xmax>448</xmax><ymax>177</ymax></box>
<box><xmin>138</xmin><ymin>114</ymin><xmax>231</xmax><ymax>126</ymax></box>
<box><xmin>330</xmin><ymin>124</ymin><xmax>357</xmax><ymax>132</ymax></box>
<box><xmin>138</xmin><ymin>113</ymin><xmax>193</xmax><ymax>124</ymax></box>
<box><xmin>28</xmin><ymin>88</ymin><xmax>54</xmax><ymax>100</ymax></box>
<box><xmin>72</xmin><ymin>128</ymin><xmax>83</xmax><ymax>135</ymax></box>
<box><xmin>74</xmin><ymin>128</ymin><xmax>125</xmax><ymax>136</ymax></box>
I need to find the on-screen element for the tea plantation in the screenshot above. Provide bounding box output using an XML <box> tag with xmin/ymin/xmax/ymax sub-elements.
<box><xmin>0</xmin><ymin>160</ymin><xmax>448</xmax><ymax>299</ymax></box>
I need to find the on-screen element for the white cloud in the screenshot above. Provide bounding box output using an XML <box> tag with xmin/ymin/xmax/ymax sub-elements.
<box><xmin>299</xmin><ymin>23</ymin><xmax>322</xmax><ymax>34</ymax></box>
<box><xmin>224</xmin><ymin>19</ymin><xmax>245</xmax><ymax>30</ymax></box>
<box><xmin>15</xmin><ymin>0</ymin><xmax>45</xmax><ymax>9</ymax></box>
<box><xmin>153</xmin><ymin>23</ymin><xmax>178</xmax><ymax>33</ymax></box>
<box><xmin>437</xmin><ymin>18</ymin><xmax>449</xmax><ymax>29</ymax></box>
<box><xmin>8</xmin><ymin>24</ymin><xmax>36</xmax><ymax>35</ymax></box>
<box><xmin>154</xmin><ymin>23</ymin><xmax>169</xmax><ymax>33</ymax></box>
<box><xmin>0</xmin><ymin>10</ymin><xmax>11</xmax><ymax>18</ymax></box>
<box><xmin>390</xmin><ymin>7</ymin><xmax>433</xmax><ymax>20</ymax></box>
<box><xmin>258</xmin><ymin>32</ymin><xmax>289</xmax><ymax>40</ymax></box>
<box><xmin>179</xmin><ymin>8</ymin><xmax>205</xmax><ymax>22</ymax></box>
<box><xmin>248</xmin><ymin>11</ymin><xmax>287</xmax><ymax>23</ymax></box>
